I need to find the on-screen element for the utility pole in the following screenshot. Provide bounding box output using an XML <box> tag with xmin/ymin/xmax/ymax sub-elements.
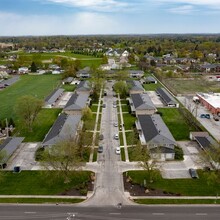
<box><xmin>5</xmin><ymin>118</ymin><xmax>9</xmax><ymax>137</ymax></box>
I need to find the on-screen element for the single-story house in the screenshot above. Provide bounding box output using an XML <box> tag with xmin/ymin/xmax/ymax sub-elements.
<box><xmin>144</xmin><ymin>76</ymin><xmax>157</xmax><ymax>84</ymax></box>
<box><xmin>136</xmin><ymin>114</ymin><xmax>176</xmax><ymax>160</ymax></box>
<box><xmin>129</xmin><ymin>70</ymin><xmax>144</xmax><ymax>78</ymax></box>
<box><xmin>63</xmin><ymin>93</ymin><xmax>90</xmax><ymax>115</ymax></box>
<box><xmin>42</xmin><ymin>113</ymin><xmax>81</xmax><ymax>147</ymax></box>
<box><xmin>62</xmin><ymin>77</ymin><xmax>74</xmax><ymax>85</ymax></box>
<box><xmin>127</xmin><ymin>80</ymin><xmax>145</xmax><ymax>94</ymax></box>
<box><xmin>45</xmin><ymin>88</ymin><xmax>64</xmax><ymax>108</ymax></box>
<box><xmin>75</xmin><ymin>81</ymin><xmax>91</xmax><ymax>94</ymax></box>
<box><xmin>0</xmin><ymin>137</ymin><xmax>24</xmax><ymax>168</ymax></box>
<box><xmin>76</xmin><ymin>67</ymin><xmax>91</xmax><ymax>78</ymax></box>
<box><xmin>156</xmin><ymin>87</ymin><xmax>179</xmax><ymax>108</ymax></box>
<box><xmin>129</xmin><ymin>93</ymin><xmax>156</xmax><ymax>116</ymax></box>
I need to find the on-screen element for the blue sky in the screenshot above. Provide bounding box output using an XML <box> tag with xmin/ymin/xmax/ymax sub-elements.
<box><xmin>0</xmin><ymin>0</ymin><xmax>220</xmax><ymax>35</ymax></box>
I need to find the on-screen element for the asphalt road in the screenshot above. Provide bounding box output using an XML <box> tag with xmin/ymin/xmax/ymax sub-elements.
<box><xmin>84</xmin><ymin>81</ymin><xmax>130</xmax><ymax>206</ymax></box>
<box><xmin>0</xmin><ymin>204</ymin><xmax>220</xmax><ymax>220</ymax></box>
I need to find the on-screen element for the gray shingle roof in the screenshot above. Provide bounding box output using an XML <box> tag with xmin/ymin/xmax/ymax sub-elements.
<box><xmin>0</xmin><ymin>137</ymin><xmax>24</xmax><ymax>162</ymax></box>
<box><xmin>45</xmin><ymin>88</ymin><xmax>64</xmax><ymax>104</ymax></box>
<box><xmin>64</xmin><ymin>93</ymin><xmax>89</xmax><ymax>111</ymax></box>
<box><xmin>145</xmin><ymin>76</ymin><xmax>157</xmax><ymax>83</ymax></box>
<box><xmin>42</xmin><ymin>113</ymin><xmax>81</xmax><ymax>146</ymax></box>
<box><xmin>137</xmin><ymin>114</ymin><xmax>176</xmax><ymax>146</ymax></box>
<box><xmin>76</xmin><ymin>81</ymin><xmax>91</xmax><ymax>92</ymax></box>
<box><xmin>131</xmin><ymin>93</ymin><xmax>155</xmax><ymax>110</ymax></box>
<box><xmin>156</xmin><ymin>88</ymin><xmax>177</xmax><ymax>105</ymax></box>
<box><xmin>195</xmin><ymin>136</ymin><xmax>218</xmax><ymax>151</ymax></box>
<box><xmin>127</xmin><ymin>80</ymin><xmax>144</xmax><ymax>92</ymax></box>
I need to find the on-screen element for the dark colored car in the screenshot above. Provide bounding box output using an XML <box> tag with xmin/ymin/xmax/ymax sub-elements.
<box><xmin>213</xmin><ymin>115</ymin><xmax>219</xmax><ymax>121</ymax></box>
<box><xmin>189</xmin><ymin>168</ymin><xmax>199</xmax><ymax>179</ymax></box>
<box><xmin>99</xmin><ymin>134</ymin><xmax>104</xmax><ymax>140</ymax></box>
<box><xmin>200</xmin><ymin>114</ymin><xmax>206</xmax><ymax>118</ymax></box>
<box><xmin>102</xmin><ymin>104</ymin><xmax>106</xmax><ymax>108</ymax></box>
<box><xmin>205</xmin><ymin>114</ymin><xmax>210</xmax><ymax>119</ymax></box>
<box><xmin>98</xmin><ymin>146</ymin><xmax>103</xmax><ymax>153</ymax></box>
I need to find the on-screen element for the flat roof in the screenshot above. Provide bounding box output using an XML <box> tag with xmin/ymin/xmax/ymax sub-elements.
<box><xmin>197</xmin><ymin>93</ymin><xmax>220</xmax><ymax>109</ymax></box>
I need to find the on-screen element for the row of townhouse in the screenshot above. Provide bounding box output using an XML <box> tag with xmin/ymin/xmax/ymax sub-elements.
<box><xmin>42</xmin><ymin>81</ymin><xmax>91</xmax><ymax>148</ymax></box>
<box><xmin>126</xmin><ymin>80</ymin><xmax>177</xmax><ymax>160</ymax></box>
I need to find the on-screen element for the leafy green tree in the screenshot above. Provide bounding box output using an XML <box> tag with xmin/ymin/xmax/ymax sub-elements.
<box><xmin>15</xmin><ymin>95</ymin><xmax>43</xmax><ymax>132</ymax></box>
<box><xmin>115</xmin><ymin>70</ymin><xmax>129</xmax><ymax>81</ymax></box>
<box><xmin>114</xmin><ymin>81</ymin><xmax>128</xmax><ymax>98</ymax></box>
<box><xmin>82</xmin><ymin>107</ymin><xmax>93</xmax><ymax>121</ymax></box>
<box><xmin>30</xmin><ymin>61</ymin><xmax>37</xmax><ymax>72</ymax></box>
<box><xmin>41</xmin><ymin>138</ymin><xmax>85</xmax><ymax>183</ymax></box>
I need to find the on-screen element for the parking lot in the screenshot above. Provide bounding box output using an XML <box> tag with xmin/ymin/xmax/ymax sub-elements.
<box><xmin>178</xmin><ymin>96</ymin><xmax>220</xmax><ymax>142</ymax></box>
<box><xmin>56</xmin><ymin>92</ymin><xmax>73</xmax><ymax>108</ymax></box>
<box><xmin>146</xmin><ymin>91</ymin><xmax>164</xmax><ymax>107</ymax></box>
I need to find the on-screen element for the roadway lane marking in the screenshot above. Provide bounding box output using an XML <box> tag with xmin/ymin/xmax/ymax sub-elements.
<box><xmin>109</xmin><ymin>213</ymin><xmax>121</xmax><ymax>215</ymax></box>
<box><xmin>24</xmin><ymin>212</ymin><xmax>36</xmax><ymax>214</ymax></box>
<box><xmin>152</xmin><ymin>213</ymin><xmax>165</xmax><ymax>215</ymax></box>
<box><xmin>196</xmin><ymin>213</ymin><xmax>207</xmax><ymax>216</ymax></box>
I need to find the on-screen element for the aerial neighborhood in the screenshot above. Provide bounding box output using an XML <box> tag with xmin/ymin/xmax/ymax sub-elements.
<box><xmin>0</xmin><ymin>35</ymin><xmax>220</xmax><ymax>206</ymax></box>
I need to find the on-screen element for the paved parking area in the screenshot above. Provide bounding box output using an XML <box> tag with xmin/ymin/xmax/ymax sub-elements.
<box><xmin>6</xmin><ymin>142</ymin><xmax>41</xmax><ymax>171</ymax></box>
<box><xmin>178</xmin><ymin>96</ymin><xmax>220</xmax><ymax>142</ymax></box>
<box><xmin>160</xmin><ymin>141</ymin><xmax>203</xmax><ymax>179</ymax></box>
<box><xmin>56</xmin><ymin>92</ymin><xmax>73</xmax><ymax>107</ymax></box>
<box><xmin>146</xmin><ymin>91</ymin><xmax>164</xmax><ymax>107</ymax></box>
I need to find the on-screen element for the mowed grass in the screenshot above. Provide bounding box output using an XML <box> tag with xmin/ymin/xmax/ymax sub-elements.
<box><xmin>157</xmin><ymin>108</ymin><xmax>193</xmax><ymax>140</ymax></box>
<box><xmin>123</xmin><ymin>113</ymin><xmax>136</xmax><ymax>130</ymax></box>
<box><xmin>0</xmin><ymin>74</ymin><xmax>61</xmax><ymax>120</ymax></box>
<box><xmin>17</xmin><ymin>108</ymin><xmax>62</xmax><ymax>142</ymax></box>
<box><xmin>0</xmin><ymin>171</ymin><xmax>91</xmax><ymax>195</ymax></box>
<box><xmin>127</xmin><ymin>170</ymin><xmax>220</xmax><ymax>196</ymax></box>
<box><xmin>80</xmin><ymin>59</ymin><xmax>102</xmax><ymax>68</ymax></box>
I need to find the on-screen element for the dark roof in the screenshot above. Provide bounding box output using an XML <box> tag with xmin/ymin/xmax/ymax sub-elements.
<box><xmin>76</xmin><ymin>81</ymin><xmax>90</xmax><ymax>92</ymax></box>
<box><xmin>156</xmin><ymin>87</ymin><xmax>177</xmax><ymax>105</ymax></box>
<box><xmin>195</xmin><ymin>136</ymin><xmax>216</xmax><ymax>151</ymax></box>
<box><xmin>150</xmin><ymin>146</ymin><xmax>175</xmax><ymax>154</ymax></box>
<box><xmin>45</xmin><ymin>88</ymin><xmax>64</xmax><ymax>104</ymax></box>
<box><xmin>0</xmin><ymin>137</ymin><xmax>24</xmax><ymax>162</ymax></box>
<box><xmin>145</xmin><ymin>76</ymin><xmax>157</xmax><ymax>82</ymax></box>
<box><xmin>137</xmin><ymin>114</ymin><xmax>176</xmax><ymax>146</ymax></box>
<box><xmin>131</xmin><ymin>93</ymin><xmax>155</xmax><ymax>110</ymax></box>
<box><xmin>64</xmin><ymin>93</ymin><xmax>89</xmax><ymax>111</ymax></box>
<box><xmin>42</xmin><ymin>113</ymin><xmax>81</xmax><ymax>146</ymax></box>
<box><xmin>0</xmin><ymin>76</ymin><xmax>20</xmax><ymax>87</ymax></box>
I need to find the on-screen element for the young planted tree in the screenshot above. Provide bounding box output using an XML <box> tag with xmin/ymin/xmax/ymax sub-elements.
<box><xmin>15</xmin><ymin>95</ymin><xmax>43</xmax><ymax>132</ymax></box>
<box><xmin>41</xmin><ymin>138</ymin><xmax>86</xmax><ymax>183</ymax></box>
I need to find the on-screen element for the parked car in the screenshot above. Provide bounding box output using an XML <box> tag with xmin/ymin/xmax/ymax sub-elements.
<box><xmin>189</xmin><ymin>168</ymin><xmax>199</xmax><ymax>179</ymax></box>
<box><xmin>98</xmin><ymin>146</ymin><xmax>103</xmax><ymax>153</ymax></box>
<box><xmin>115</xmin><ymin>146</ymin><xmax>121</xmax><ymax>155</ymax></box>
<box><xmin>114</xmin><ymin>134</ymin><xmax>119</xmax><ymax>140</ymax></box>
<box><xmin>205</xmin><ymin>114</ymin><xmax>210</xmax><ymax>119</ymax></box>
<box><xmin>200</xmin><ymin>114</ymin><xmax>206</xmax><ymax>118</ymax></box>
<box><xmin>102</xmin><ymin>104</ymin><xmax>106</xmax><ymax>108</ymax></box>
<box><xmin>99</xmin><ymin>134</ymin><xmax>104</xmax><ymax>140</ymax></box>
<box><xmin>114</xmin><ymin>122</ymin><xmax>118</xmax><ymax>127</ymax></box>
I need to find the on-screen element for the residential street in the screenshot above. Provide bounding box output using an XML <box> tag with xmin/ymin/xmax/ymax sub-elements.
<box><xmin>83</xmin><ymin>81</ymin><xmax>132</xmax><ymax>206</ymax></box>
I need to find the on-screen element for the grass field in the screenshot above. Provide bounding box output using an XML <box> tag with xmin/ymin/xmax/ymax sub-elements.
<box><xmin>61</xmin><ymin>84</ymin><xmax>76</xmax><ymax>92</ymax></box>
<box><xmin>0</xmin><ymin>171</ymin><xmax>91</xmax><ymax>195</ymax></box>
<box><xmin>143</xmin><ymin>82</ymin><xmax>162</xmax><ymax>91</ymax></box>
<box><xmin>127</xmin><ymin>170</ymin><xmax>220</xmax><ymax>196</ymax></box>
<box><xmin>17</xmin><ymin>108</ymin><xmax>62</xmax><ymax>142</ymax></box>
<box><xmin>164</xmin><ymin>78</ymin><xmax>220</xmax><ymax>94</ymax></box>
<box><xmin>123</xmin><ymin>113</ymin><xmax>136</xmax><ymax>130</ymax></box>
<box><xmin>157</xmin><ymin>108</ymin><xmax>194</xmax><ymax>140</ymax></box>
<box><xmin>0</xmin><ymin>74</ymin><xmax>61</xmax><ymax>120</ymax></box>
<box><xmin>80</xmin><ymin>59</ymin><xmax>102</xmax><ymax>68</ymax></box>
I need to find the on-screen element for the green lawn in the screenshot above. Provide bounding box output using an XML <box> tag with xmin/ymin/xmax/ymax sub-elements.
<box><xmin>121</xmin><ymin>104</ymin><xmax>130</xmax><ymax>112</ymax></box>
<box><xmin>61</xmin><ymin>84</ymin><xmax>76</xmax><ymax>92</ymax></box>
<box><xmin>0</xmin><ymin>198</ymin><xmax>84</xmax><ymax>204</ymax></box>
<box><xmin>90</xmin><ymin>105</ymin><xmax>98</xmax><ymax>112</ymax></box>
<box><xmin>125</xmin><ymin>132</ymin><xmax>139</xmax><ymax>145</ymax></box>
<box><xmin>17</xmin><ymin>108</ymin><xmax>62</xmax><ymax>142</ymax></box>
<box><xmin>0</xmin><ymin>171</ymin><xmax>91</xmax><ymax>195</ymax></box>
<box><xmin>127</xmin><ymin>146</ymin><xmax>139</xmax><ymax>161</ymax></box>
<box><xmin>157</xmin><ymin>108</ymin><xmax>194</xmax><ymax>140</ymax></box>
<box><xmin>121</xmin><ymin>148</ymin><xmax>126</xmax><ymax>161</ymax></box>
<box><xmin>123</xmin><ymin>113</ymin><xmax>136</xmax><ymax>130</ymax></box>
<box><xmin>80</xmin><ymin>59</ymin><xmax>102</xmax><ymax>68</ymax></box>
<box><xmin>143</xmin><ymin>82</ymin><xmax>162</xmax><ymax>91</ymax></box>
<box><xmin>93</xmin><ymin>148</ymin><xmax>97</xmax><ymax>162</ymax></box>
<box><xmin>127</xmin><ymin>170</ymin><xmax>220</xmax><ymax>196</ymax></box>
<box><xmin>0</xmin><ymin>74</ymin><xmax>61</xmax><ymax>120</ymax></box>
<box><xmin>83</xmin><ymin>114</ymin><xmax>96</xmax><ymax>131</ymax></box>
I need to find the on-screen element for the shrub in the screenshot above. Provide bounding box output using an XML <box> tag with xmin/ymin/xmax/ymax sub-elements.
<box><xmin>174</xmin><ymin>146</ymin><xmax>184</xmax><ymax>160</ymax></box>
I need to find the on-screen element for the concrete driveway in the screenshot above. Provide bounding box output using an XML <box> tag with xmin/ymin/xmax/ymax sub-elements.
<box><xmin>146</xmin><ymin>91</ymin><xmax>164</xmax><ymax>107</ymax></box>
<box><xmin>160</xmin><ymin>141</ymin><xmax>203</xmax><ymax>179</ymax></box>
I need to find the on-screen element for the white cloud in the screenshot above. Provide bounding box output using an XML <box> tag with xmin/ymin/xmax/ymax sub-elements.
<box><xmin>155</xmin><ymin>0</ymin><xmax>220</xmax><ymax>8</ymax></box>
<box><xmin>45</xmin><ymin>0</ymin><xmax>131</xmax><ymax>12</ymax></box>
<box><xmin>168</xmin><ymin>5</ymin><xmax>197</xmax><ymax>14</ymax></box>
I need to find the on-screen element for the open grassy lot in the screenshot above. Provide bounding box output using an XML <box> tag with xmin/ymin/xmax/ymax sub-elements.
<box><xmin>0</xmin><ymin>74</ymin><xmax>61</xmax><ymax>120</ymax></box>
<box><xmin>123</xmin><ymin>113</ymin><xmax>136</xmax><ymax>130</ymax></box>
<box><xmin>143</xmin><ymin>82</ymin><xmax>163</xmax><ymax>91</ymax></box>
<box><xmin>0</xmin><ymin>171</ymin><xmax>91</xmax><ymax>195</ymax></box>
<box><xmin>61</xmin><ymin>84</ymin><xmax>76</xmax><ymax>92</ymax></box>
<box><xmin>80</xmin><ymin>59</ymin><xmax>102</xmax><ymax>68</ymax></box>
<box><xmin>164</xmin><ymin>78</ymin><xmax>220</xmax><ymax>94</ymax></box>
<box><xmin>125</xmin><ymin>132</ymin><xmax>139</xmax><ymax>145</ymax></box>
<box><xmin>128</xmin><ymin>146</ymin><xmax>139</xmax><ymax>161</ymax></box>
<box><xmin>157</xmin><ymin>108</ymin><xmax>194</xmax><ymax>140</ymax></box>
<box><xmin>127</xmin><ymin>170</ymin><xmax>220</xmax><ymax>196</ymax></box>
<box><xmin>17</xmin><ymin>108</ymin><xmax>62</xmax><ymax>142</ymax></box>
<box><xmin>121</xmin><ymin>104</ymin><xmax>130</xmax><ymax>112</ymax></box>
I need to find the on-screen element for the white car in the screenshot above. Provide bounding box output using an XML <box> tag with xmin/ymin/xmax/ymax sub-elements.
<box><xmin>115</xmin><ymin>147</ymin><xmax>121</xmax><ymax>155</ymax></box>
<box><xmin>114</xmin><ymin>134</ymin><xmax>119</xmax><ymax>140</ymax></box>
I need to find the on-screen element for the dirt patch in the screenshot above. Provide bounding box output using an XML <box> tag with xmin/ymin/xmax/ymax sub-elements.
<box><xmin>123</xmin><ymin>175</ymin><xmax>181</xmax><ymax>196</ymax></box>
